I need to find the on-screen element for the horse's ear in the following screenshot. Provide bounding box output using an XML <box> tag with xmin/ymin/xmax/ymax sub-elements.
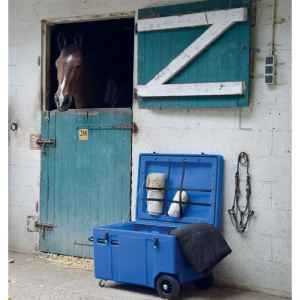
<box><xmin>57</xmin><ymin>32</ymin><xmax>67</xmax><ymax>51</ymax></box>
<box><xmin>73</xmin><ymin>33</ymin><xmax>83</xmax><ymax>49</ymax></box>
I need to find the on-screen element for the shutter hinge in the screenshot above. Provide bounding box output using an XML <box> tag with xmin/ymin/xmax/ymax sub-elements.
<box><xmin>250</xmin><ymin>48</ymin><xmax>260</xmax><ymax>79</ymax></box>
<box><xmin>133</xmin><ymin>87</ymin><xmax>138</xmax><ymax>99</ymax></box>
<box><xmin>251</xmin><ymin>0</ymin><xmax>257</xmax><ymax>27</ymax></box>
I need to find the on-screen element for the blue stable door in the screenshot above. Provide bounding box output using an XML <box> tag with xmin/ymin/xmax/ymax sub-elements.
<box><xmin>39</xmin><ymin>109</ymin><xmax>132</xmax><ymax>257</ymax></box>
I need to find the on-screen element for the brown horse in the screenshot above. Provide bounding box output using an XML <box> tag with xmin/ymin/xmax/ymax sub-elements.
<box><xmin>54</xmin><ymin>34</ymin><xmax>98</xmax><ymax>111</ymax></box>
<box><xmin>54</xmin><ymin>33</ymin><xmax>126</xmax><ymax>111</ymax></box>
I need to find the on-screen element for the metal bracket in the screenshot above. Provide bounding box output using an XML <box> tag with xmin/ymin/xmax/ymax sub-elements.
<box><xmin>36</xmin><ymin>221</ymin><xmax>55</xmax><ymax>238</ymax></box>
<box><xmin>36</xmin><ymin>138</ymin><xmax>56</xmax><ymax>147</ymax></box>
<box><xmin>35</xmin><ymin>222</ymin><xmax>55</xmax><ymax>230</ymax></box>
<box><xmin>30</xmin><ymin>134</ymin><xmax>56</xmax><ymax>150</ymax></box>
<box><xmin>113</xmin><ymin>122</ymin><xmax>138</xmax><ymax>134</ymax></box>
<box><xmin>27</xmin><ymin>215</ymin><xmax>55</xmax><ymax>237</ymax></box>
<box><xmin>251</xmin><ymin>0</ymin><xmax>257</xmax><ymax>27</ymax></box>
<box><xmin>30</xmin><ymin>134</ymin><xmax>42</xmax><ymax>150</ymax></box>
<box><xmin>133</xmin><ymin>87</ymin><xmax>138</xmax><ymax>100</ymax></box>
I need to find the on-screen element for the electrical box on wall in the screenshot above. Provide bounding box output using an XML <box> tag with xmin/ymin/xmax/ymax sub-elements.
<box><xmin>265</xmin><ymin>55</ymin><xmax>276</xmax><ymax>85</ymax></box>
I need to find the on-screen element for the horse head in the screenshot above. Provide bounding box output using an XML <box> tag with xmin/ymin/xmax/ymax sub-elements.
<box><xmin>54</xmin><ymin>33</ymin><xmax>83</xmax><ymax>111</ymax></box>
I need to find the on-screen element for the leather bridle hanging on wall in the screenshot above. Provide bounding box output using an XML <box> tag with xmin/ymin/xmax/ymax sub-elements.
<box><xmin>228</xmin><ymin>152</ymin><xmax>254</xmax><ymax>233</ymax></box>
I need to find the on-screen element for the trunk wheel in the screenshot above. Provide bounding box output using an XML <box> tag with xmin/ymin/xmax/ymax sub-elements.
<box><xmin>99</xmin><ymin>280</ymin><xmax>106</xmax><ymax>287</ymax></box>
<box><xmin>156</xmin><ymin>274</ymin><xmax>180</xmax><ymax>299</ymax></box>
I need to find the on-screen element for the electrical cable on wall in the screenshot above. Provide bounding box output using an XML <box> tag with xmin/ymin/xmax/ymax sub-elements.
<box><xmin>228</xmin><ymin>152</ymin><xmax>254</xmax><ymax>233</ymax></box>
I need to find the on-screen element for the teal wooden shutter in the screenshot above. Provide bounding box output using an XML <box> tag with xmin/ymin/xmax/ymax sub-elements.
<box><xmin>137</xmin><ymin>0</ymin><xmax>251</xmax><ymax>109</ymax></box>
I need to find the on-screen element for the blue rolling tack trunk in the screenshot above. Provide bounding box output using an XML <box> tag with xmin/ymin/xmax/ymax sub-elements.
<box><xmin>92</xmin><ymin>153</ymin><xmax>224</xmax><ymax>298</ymax></box>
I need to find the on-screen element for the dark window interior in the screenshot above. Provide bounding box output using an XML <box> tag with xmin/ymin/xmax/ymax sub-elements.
<box><xmin>47</xmin><ymin>18</ymin><xmax>134</xmax><ymax>111</ymax></box>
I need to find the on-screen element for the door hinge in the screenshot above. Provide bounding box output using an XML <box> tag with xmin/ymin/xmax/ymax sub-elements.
<box><xmin>35</xmin><ymin>222</ymin><xmax>55</xmax><ymax>231</ymax></box>
<box><xmin>113</xmin><ymin>122</ymin><xmax>138</xmax><ymax>134</ymax></box>
<box><xmin>27</xmin><ymin>215</ymin><xmax>55</xmax><ymax>235</ymax></box>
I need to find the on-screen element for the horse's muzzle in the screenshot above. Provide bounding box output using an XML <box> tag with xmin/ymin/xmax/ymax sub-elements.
<box><xmin>54</xmin><ymin>95</ymin><xmax>73</xmax><ymax>112</ymax></box>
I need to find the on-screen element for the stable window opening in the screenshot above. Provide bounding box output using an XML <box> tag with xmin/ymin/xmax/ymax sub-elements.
<box><xmin>45</xmin><ymin>17</ymin><xmax>134</xmax><ymax>111</ymax></box>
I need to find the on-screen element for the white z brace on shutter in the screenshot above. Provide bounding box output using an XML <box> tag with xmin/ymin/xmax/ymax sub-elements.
<box><xmin>137</xmin><ymin>7</ymin><xmax>247</xmax><ymax>98</ymax></box>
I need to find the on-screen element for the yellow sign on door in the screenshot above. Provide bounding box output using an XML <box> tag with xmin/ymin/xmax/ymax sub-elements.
<box><xmin>79</xmin><ymin>128</ymin><xmax>88</xmax><ymax>141</ymax></box>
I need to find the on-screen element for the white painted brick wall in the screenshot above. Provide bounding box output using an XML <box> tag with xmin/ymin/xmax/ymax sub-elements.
<box><xmin>8</xmin><ymin>0</ymin><xmax>291</xmax><ymax>297</ymax></box>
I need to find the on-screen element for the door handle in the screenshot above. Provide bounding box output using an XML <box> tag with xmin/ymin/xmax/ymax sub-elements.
<box><xmin>88</xmin><ymin>236</ymin><xmax>108</xmax><ymax>245</ymax></box>
<box><xmin>97</xmin><ymin>238</ymin><xmax>108</xmax><ymax>245</ymax></box>
<box><xmin>95</xmin><ymin>233</ymin><xmax>109</xmax><ymax>245</ymax></box>
<box><xmin>111</xmin><ymin>240</ymin><xmax>120</xmax><ymax>246</ymax></box>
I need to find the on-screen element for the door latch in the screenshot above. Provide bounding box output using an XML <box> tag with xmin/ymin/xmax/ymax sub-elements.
<box><xmin>27</xmin><ymin>216</ymin><xmax>55</xmax><ymax>238</ymax></box>
<box><xmin>36</xmin><ymin>138</ymin><xmax>56</xmax><ymax>147</ymax></box>
<box><xmin>30</xmin><ymin>134</ymin><xmax>56</xmax><ymax>150</ymax></box>
<box><xmin>153</xmin><ymin>238</ymin><xmax>159</xmax><ymax>249</ymax></box>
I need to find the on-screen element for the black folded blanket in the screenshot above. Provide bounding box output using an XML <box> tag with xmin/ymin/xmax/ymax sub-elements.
<box><xmin>170</xmin><ymin>223</ymin><xmax>232</xmax><ymax>273</ymax></box>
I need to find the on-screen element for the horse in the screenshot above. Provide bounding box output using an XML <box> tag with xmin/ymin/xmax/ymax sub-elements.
<box><xmin>55</xmin><ymin>34</ymin><xmax>85</xmax><ymax>111</ymax></box>
<box><xmin>54</xmin><ymin>33</ymin><xmax>128</xmax><ymax>111</ymax></box>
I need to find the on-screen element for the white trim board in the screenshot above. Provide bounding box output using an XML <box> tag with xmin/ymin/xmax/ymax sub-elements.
<box><xmin>137</xmin><ymin>7</ymin><xmax>247</xmax><ymax>98</ymax></box>
<box><xmin>147</xmin><ymin>19</ymin><xmax>237</xmax><ymax>86</ymax></box>
<box><xmin>137</xmin><ymin>82</ymin><xmax>245</xmax><ymax>97</ymax></box>
<box><xmin>137</xmin><ymin>7</ymin><xmax>247</xmax><ymax>32</ymax></box>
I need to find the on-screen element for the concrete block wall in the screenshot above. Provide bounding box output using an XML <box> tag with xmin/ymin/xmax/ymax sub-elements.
<box><xmin>8</xmin><ymin>0</ymin><xmax>291</xmax><ymax>297</ymax></box>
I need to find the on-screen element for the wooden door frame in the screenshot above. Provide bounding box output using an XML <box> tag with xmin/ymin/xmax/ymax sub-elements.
<box><xmin>39</xmin><ymin>12</ymin><xmax>136</xmax><ymax>253</ymax></box>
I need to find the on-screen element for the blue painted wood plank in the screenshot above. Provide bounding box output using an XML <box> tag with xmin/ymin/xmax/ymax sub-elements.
<box><xmin>138</xmin><ymin>0</ymin><xmax>251</xmax><ymax>109</ymax></box>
